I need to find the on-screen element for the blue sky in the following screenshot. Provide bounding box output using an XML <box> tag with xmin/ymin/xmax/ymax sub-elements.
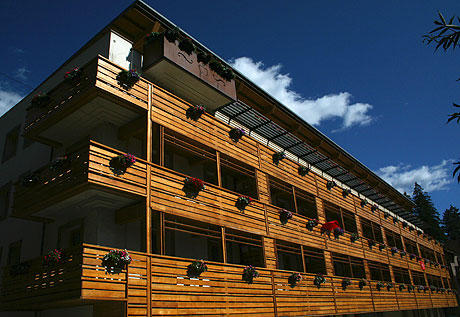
<box><xmin>0</xmin><ymin>0</ymin><xmax>459</xmax><ymax>216</ymax></box>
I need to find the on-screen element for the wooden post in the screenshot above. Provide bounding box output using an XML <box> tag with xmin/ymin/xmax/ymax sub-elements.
<box><xmin>146</xmin><ymin>84</ymin><xmax>153</xmax><ymax>317</ymax></box>
<box><xmin>221</xmin><ymin>227</ymin><xmax>226</xmax><ymax>263</ymax></box>
<box><xmin>216</xmin><ymin>151</ymin><xmax>222</xmax><ymax>187</ymax></box>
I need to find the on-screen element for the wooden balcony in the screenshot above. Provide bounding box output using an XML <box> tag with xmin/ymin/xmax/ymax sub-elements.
<box><xmin>24</xmin><ymin>56</ymin><xmax>147</xmax><ymax>147</ymax></box>
<box><xmin>12</xmin><ymin>141</ymin><xmax>146</xmax><ymax>219</ymax></box>
<box><xmin>143</xmin><ymin>36</ymin><xmax>236</xmax><ymax>109</ymax></box>
<box><xmin>1</xmin><ymin>244</ymin><xmax>456</xmax><ymax>314</ymax></box>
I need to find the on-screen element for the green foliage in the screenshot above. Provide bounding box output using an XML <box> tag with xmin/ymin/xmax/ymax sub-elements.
<box><xmin>412</xmin><ymin>183</ymin><xmax>445</xmax><ymax>241</ymax></box>
<box><xmin>424</xmin><ymin>13</ymin><xmax>460</xmax><ymax>183</ymax></box>
<box><xmin>442</xmin><ymin>205</ymin><xmax>460</xmax><ymax>240</ymax></box>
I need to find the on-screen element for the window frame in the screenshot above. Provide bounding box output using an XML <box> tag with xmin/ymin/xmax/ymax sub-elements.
<box><xmin>331</xmin><ymin>252</ymin><xmax>366</xmax><ymax>279</ymax></box>
<box><xmin>360</xmin><ymin>217</ymin><xmax>383</xmax><ymax>243</ymax></box>
<box><xmin>324</xmin><ymin>201</ymin><xmax>357</xmax><ymax>234</ymax></box>
<box><xmin>368</xmin><ymin>260</ymin><xmax>391</xmax><ymax>282</ymax></box>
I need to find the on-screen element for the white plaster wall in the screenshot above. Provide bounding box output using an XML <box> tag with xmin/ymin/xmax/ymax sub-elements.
<box><xmin>109</xmin><ymin>31</ymin><xmax>142</xmax><ymax>71</ymax></box>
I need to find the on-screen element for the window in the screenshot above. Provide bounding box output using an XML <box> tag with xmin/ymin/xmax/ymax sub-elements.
<box><xmin>404</xmin><ymin>238</ymin><xmax>419</xmax><ymax>256</ymax></box>
<box><xmin>426</xmin><ymin>274</ymin><xmax>442</xmax><ymax>287</ymax></box>
<box><xmin>442</xmin><ymin>278</ymin><xmax>450</xmax><ymax>288</ymax></box>
<box><xmin>269</xmin><ymin>176</ymin><xmax>317</xmax><ymax>219</ymax></box>
<box><xmin>164</xmin><ymin>131</ymin><xmax>217</xmax><ymax>185</ymax></box>
<box><xmin>411</xmin><ymin>270</ymin><xmax>426</xmax><ymax>286</ymax></box>
<box><xmin>0</xmin><ymin>182</ymin><xmax>11</xmax><ymax>220</ymax></box>
<box><xmin>332</xmin><ymin>253</ymin><xmax>366</xmax><ymax>278</ymax></box>
<box><xmin>269</xmin><ymin>177</ymin><xmax>295</xmax><ymax>211</ymax></box>
<box><xmin>393</xmin><ymin>266</ymin><xmax>411</xmax><ymax>284</ymax></box>
<box><xmin>385</xmin><ymin>229</ymin><xmax>403</xmax><ymax>250</ymax></box>
<box><xmin>221</xmin><ymin>154</ymin><xmax>257</xmax><ymax>199</ymax></box>
<box><xmin>361</xmin><ymin>217</ymin><xmax>383</xmax><ymax>243</ymax></box>
<box><xmin>295</xmin><ymin>189</ymin><xmax>317</xmax><ymax>219</ymax></box>
<box><xmin>2</xmin><ymin>125</ymin><xmax>20</xmax><ymax>162</ymax></box>
<box><xmin>304</xmin><ymin>246</ymin><xmax>326</xmax><ymax>274</ymax></box>
<box><xmin>420</xmin><ymin>246</ymin><xmax>436</xmax><ymax>262</ymax></box>
<box><xmin>7</xmin><ymin>240</ymin><xmax>22</xmax><ymax>265</ymax></box>
<box><xmin>324</xmin><ymin>202</ymin><xmax>356</xmax><ymax>233</ymax></box>
<box><xmin>368</xmin><ymin>261</ymin><xmax>391</xmax><ymax>282</ymax></box>
<box><xmin>226</xmin><ymin>228</ymin><xmax>264</xmax><ymax>267</ymax></box>
<box><xmin>164</xmin><ymin>214</ymin><xmax>223</xmax><ymax>262</ymax></box>
<box><xmin>276</xmin><ymin>240</ymin><xmax>303</xmax><ymax>272</ymax></box>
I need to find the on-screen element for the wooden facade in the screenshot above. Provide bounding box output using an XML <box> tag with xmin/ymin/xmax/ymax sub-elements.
<box><xmin>1</xmin><ymin>3</ymin><xmax>458</xmax><ymax>314</ymax></box>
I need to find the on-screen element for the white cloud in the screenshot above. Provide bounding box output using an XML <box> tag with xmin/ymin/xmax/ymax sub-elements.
<box><xmin>15</xmin><ymin>67</ymin><xmax>29</xmax><ymax>81</ymax></box>
<box><xmin>229</xmin><ymin>57</ymin><xmax>373</xmax><ymax>130</ymax></box>
<box><xmin>377</xmin><ymin>160</ymin><xmax>453</xmax><ymax>193</ymax></box>
<box><xmin>0</xmin><ymin>86</ymin><xmax>23</xmax><ymax>117</ymax></box>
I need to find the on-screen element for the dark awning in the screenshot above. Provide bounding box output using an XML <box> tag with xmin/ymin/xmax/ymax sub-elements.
<box><xmin>216</xmin><ymin>100</ymin><xmax>425</xmax><ymax>228</ymax></box>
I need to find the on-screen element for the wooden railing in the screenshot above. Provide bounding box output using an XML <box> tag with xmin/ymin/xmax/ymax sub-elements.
<box><xmin>1</xmin><ymin>244</ymin><xmax>456</xmax><ymax>314</ymax></box>
<box><xmin>24</xmin><ymin>56</ymin><xmax>149</xmax><ymax>135</ymax></box>
<box><xmin>12</xmin><ymin>141</ymin><xmax>147</xmax><ymax>217</ymax></box>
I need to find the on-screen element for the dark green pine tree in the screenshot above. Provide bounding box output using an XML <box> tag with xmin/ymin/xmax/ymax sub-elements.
<box><xmin>442</xmin><ymin>205</ymin><xmax>460</xmax><ymax>241</ymax></box>
<box><xmin>412</xmin><ymin>182</ymin><xmax>445</xmax><ymax>241</ymax></box>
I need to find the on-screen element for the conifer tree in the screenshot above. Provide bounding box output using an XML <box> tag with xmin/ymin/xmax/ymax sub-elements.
<box><xmin>442</xmin><ymin>205</ymin><xmax>460</xmax><ymax>241</ymax></box>
<box><xmin>412</xmin><ymin>182</ymin><xmax>445</xmax><ymax>241</ymax></box>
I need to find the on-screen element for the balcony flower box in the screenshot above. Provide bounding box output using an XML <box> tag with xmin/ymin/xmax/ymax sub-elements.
<box><xmin>235</xmin><ymin>195</ymin><xmax>252</xmax><ymax>212</ymax></box>
<box><xmin>288</xmin><ymin>272</ymin><xmax>302</xmax><ymax>288</ymax></box>
<box><xmin>187</xmin><ymin>260</ymin><xmax>207</xmax><ymax>278</ymax></box>
<box><xmin>109</xmin><ymin>153</ymin><xmax>136</xmax><ymax>175</ymax></box>
<box><xmin>102</xmin><ymin>249</ymin><xmax>132</xmax><ymax>274</ymax></box>
<box><xmin>143</xmin><ymin>35</ymin><xmax>236</xmax><ymax>104</ymax></box>
<box><xmin>242</xmin><ymin>265</ymin><xmax>259</xmax><ymax>284</ymax></box>
<box><xmin>183</xmin><ymin>177</ymin><xmax>205</xmax><ymax>199</ymax></box>
<box><xmin>229</xmin><ymin>127</ymin><xmax>246</xmax><ymax>142</ymax></box>
<box><xmin>279</xmin><ymin>209</ymin><xmax>293</xmax><ymax>225</ymax></box>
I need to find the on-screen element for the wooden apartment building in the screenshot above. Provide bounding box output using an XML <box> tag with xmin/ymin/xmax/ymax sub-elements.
<box><xmin>0</xmin><ymin>1</ymin><xmax>458</xmax><ymax>316</ymax></box>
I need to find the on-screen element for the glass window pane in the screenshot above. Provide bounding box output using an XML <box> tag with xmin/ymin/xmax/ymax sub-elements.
<box><xmin>226</xmin><ymin>229</ymin><xmax>264</xmax><ymax>267</ymax></box>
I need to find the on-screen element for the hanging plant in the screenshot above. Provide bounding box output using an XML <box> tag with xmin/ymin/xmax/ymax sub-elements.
<box><xmin>429</xmin><ymin>285</ymin><xmax>436</xmax><ymax>292</ymax></box>
<box><xmin>49</xmin><ymin>155</ymin><xmax>71</xmax><ymax>172</ymax></box>
<box><xmin>428</xmin><ymin>236</ymin><xmax>432</xmax><ymax>241</ymax></box>
<box><xmin>417</xmin><ymin>285</ymin><xmax>425</xmax><ymax>292</ymax></box>
<box><xmin>186</xmin><ymin>260</ymin><xmax>207</xmax><ymax>278</ymax></box>
<box><xmin>306</xmin><ymin>218</ymin><xmax>319</xmax><ymax>231</ymax></box>
<box><xmin>368</xmin><ymin>240</ymin><xmax>376</xmax><ymax>249</ymax></box>
<box><xmin>288</xmin><ymin>272</ymin><xmax>302</xmax><ymax>288</ymax></box>
<box><xmin>424</xmin><ymin>258</ymin><xmax>429</xmax><ymax>264</ymax></box>
<box><xmin>313</xmin><ymin>273</ymin><xmax>326</xmax><ymax>288</ymax></box>
<box><xmin>183</xmin><ymin>176</ymin><xmax>205</xmax><ymax>199</ymax></box>
<box><xmin>391</xmin><ymin>247</ymin><xmax>398</xmax><ymax>255</ymax></box>
<box><xmin>116</xmin><ymin>69</ymin><xmax>140</xmax><ymax>89</ymax></box>
<box><xmin>229</xmin><ymin>127</ymin><xmax>246</xmax><ymax>142</ymax></box>
<box><xmin>359</xmin><ymin>279</ymin><xmax>367</xmax><ymax>290</ymax></box>
<box><xmin>21</xmin><ymin>173</ymin><xmax>40</xmax><ymax>187</ymax></box>
<box><xmin>178</xmin><ymin>38</ymin><xmax>196</xmax><ymax>55</ymax></box>
<box><xmin>434</xmin><ymin>262</ymin><xmax>439</xmax><ymax>268</ymax></box>
<box><xmin>402</xmin><ymin>222</ymin><xmax>408</xmax><ymax>228</ymax></box>
<box><xmin>350</xmin><ymin>232</ymin><xmax>359</xmax><ymax>243</ymax></box>
<box><xmin>144</xmin><ymin>31</ymin><xmax>163</xmax><ymax>46</ymax></box>
<box><xmin>320</xmin><ymin>220</ymin><xmax>342</xmax><ymax>239</ymax></box>
<box><xmin>235</xmin><ymin>195</ymin><xmax>252</xmax><ymax>212</ymax></box>
<box><xmin>410</xmin><ymin>253</ymin><xmax>416</xmax><ymax>260</ymax></box>
<box><xmin>279</xmin><ymin>209</ymin><xmax>293</xmax><ymax>225</ymax></box>
<box><xmin>186</xmin><ymin>104</ymin><xmax>206</xmax><ymax>121</ymax></box>
<box><xmin>221</xmin><ymin>66</ymin><xmax>236</xmax><ymax>81</ymax></box>
<box><xmin>342</xmin><ymin>189</ymin><xmax>351</xmax><ymax>198</ymax></box>
<box><xmin>371</xmin><ymin>205</ymin><xmax>378</xmax><ymax>212</ymax></box>
<box><xmin>440</xmin><ymin>287</ymin><xmax>446</xmax><ymax>293</ymax></box>
<box><xmin>447</xmin><ymin>288</ymin><xmax>452</xmax><ymax>294</ymax></box>
<box><xmin>102</xmin><ymin>249</ymin><xmax>132</xmax><ymax>273</ymax></box>
<box><xmin>416</xmin><ymin>255</ymin><xmax>422</xmax><ymax>261</ymax></box>
<box><xmin>416</xmin><ymin>230</ymin><xmax>422</xmax><ymax>236</ymax></box>
<box><xmin>360</xmin><ymin>199</ymin><xmax>368</xmax><ymax>208</ymax></box>
<box><xmin>376</xmin><ymin>281</ymin><xmax>385</xmax><ymax>291</ymax></box>
<box><xmin>400</xmin><ymin>250</ymin><xmax>407</xmax><ymax>257</ymax></box>
<box><xmin>43</xmin><ymin>249</ymin><xmax>65</xmax><ymax>267</ymax></box>
<box><xmin>409</xmin><ymin>226</ymin><xmax>414</xmax><ymax>232</ymax></box>
<box><xmin>164</xmin><ymin>27</ymin><xmax>180</xmax><ymax>42</ymax></box>
<box><xmin>326</xmin><ymin>181</ymin><xmax>336</xmax><ymax>191</ymax></box>
<box><xmin>333</xmin><ymin>228</ymin><xmax>344</xmax><ymax>240</ymax></box>
<box><xmin>383</xmin><ymin>212</ymin><xmax>390</xmax><ymax>219</ymax></box>
<box><xmin>242</xmin><ymin>265</ymin><xmax>259</xmax><ymax>284</ymax></box>
<box><xmin>64</xmin><ymin>67</ymin><xmax>81</xmax><ymax>81</ymax></box>
<box><xmin>298</xmin><ymin>166</ymin><xmax>310</xmax><ymax>177</ymax></box>
<box><xmin>209</xmin><ymin>58</ymin><xmax>225</xmax><ymax>74</ymax></box>
<box><xmin>109</xmin><ymin>153</ymin><xmax>136</xmax><ymax>175</ymax></box>
<box><xmin>385</xmin><ymin>283</ymin><xmax>393</xmax><ymax>291</ymax></box>
<box><xmin>342</xmin><ymin>278</ymin><xmax>352</xmax><ymax>290</ymax></box>
<box><xmin>9</xmin><ymin>262</ymin><xmax>31</xmax><ymax>276</ymax></box>
<box><xmin>392</xmin><ymin>216</ymin><xmax>399</xmax><ymax>224</ymax></box>
<box><xmin>272</xmin><ymin>151</ymin><xmax>286</xmax><ymax>166</ymax></box>
<box><xmin>197</xmin><ymin>50</ymin><xmax>211</xmax><ymax>64</ymax></box>
<box><xmin>31</xmin><ymin>92</ymin><xmax>50</xmax><ymax>108</ymax></box>
<box><xmin>379</xmin><ymin>244</ymin><xmax>386</xmax><ymax>251</ymax></box>
<box><xmin>408</xmin><ymin>285</ymin><xmax>414</xmax><ymax>293</ymax></box>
